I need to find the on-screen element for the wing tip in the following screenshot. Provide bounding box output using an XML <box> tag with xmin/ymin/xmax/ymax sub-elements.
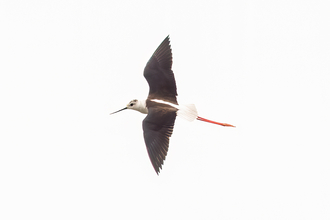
<box><xmin>153</xmin><ymin>35</ymin><xmax>173</xmax><ymax>69</ymax></box>
<box><xmin>155</xmin><ymin>167</ymin><xmax>161</xmax><ymax>175</ymax></box>
<box><xmin>152</xmin><ymin>157</ymin><xmax>164</xmax><ymax>175</ymax></box>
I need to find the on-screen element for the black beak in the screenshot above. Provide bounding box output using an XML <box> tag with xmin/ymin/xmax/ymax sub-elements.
<box><xmin>110</xmin><ymin>107</ymin><xmax>127</xmax><ymax>115</ymax></box>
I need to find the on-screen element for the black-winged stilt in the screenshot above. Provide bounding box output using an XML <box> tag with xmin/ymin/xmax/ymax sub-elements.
<box><xmin>111</xmin><ymin>36</ymin><xmax>234</xmax><ymax>174</ymax></box>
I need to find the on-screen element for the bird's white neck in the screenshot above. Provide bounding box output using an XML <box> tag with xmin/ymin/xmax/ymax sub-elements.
<box><xmin>133</xmin><ymin>100</ymin><xmax>148</xmax><ymax>114</ymax></box>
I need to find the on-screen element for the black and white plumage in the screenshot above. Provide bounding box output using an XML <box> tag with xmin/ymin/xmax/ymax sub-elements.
<box><xmin>110</xmin><ymin>36</ymin><xmax>235</xmax><ymax>174</ymax></box>
<box><xmin>142</xmin><ymin>36</ymin><xmax>178</xmax><ymax>173</ymax></box>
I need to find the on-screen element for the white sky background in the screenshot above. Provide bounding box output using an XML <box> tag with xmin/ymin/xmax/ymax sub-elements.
<box><xmin>1</xmin><ymin>0</ymin><xmax>329</xmax><ymax>219</ymax></box>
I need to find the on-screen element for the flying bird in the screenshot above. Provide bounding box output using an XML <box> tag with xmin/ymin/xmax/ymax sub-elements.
<box><xmin>111</xmin><ymin>36</ymin><xmax>234</xmax><ymax>174</ymax></box>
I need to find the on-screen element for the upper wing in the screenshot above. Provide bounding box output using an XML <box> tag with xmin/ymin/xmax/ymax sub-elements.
<box><xmin>143</xmin><ymin>36</ymin><xmax>178</xmax><ymax>105</ymax></box>
<box><xmin>142</xmin><ymin>105</ymin><xmax>177</xmax><ymax>174</ymax></box>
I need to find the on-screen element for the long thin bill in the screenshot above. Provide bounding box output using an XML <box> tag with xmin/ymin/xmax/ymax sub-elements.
<box><xmin>197</xmin><ymin>116</ymin><xmax>235</xmax><ymax>127</ymax></box>
<box><xmin>110</xmin><ymin>107</ymin><xmax>127</xmax><ymax>115</ymax></box>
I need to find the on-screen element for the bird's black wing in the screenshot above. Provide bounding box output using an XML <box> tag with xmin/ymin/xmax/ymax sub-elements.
<box><xmin>143</xmin><ymin>36</ymin><xmax>178</xmax><ymax>105</ymax></box>
<box><xmin>142</xmin><ymin>104</ymin><xmax>177</xmax><ymax>174</ymax></box>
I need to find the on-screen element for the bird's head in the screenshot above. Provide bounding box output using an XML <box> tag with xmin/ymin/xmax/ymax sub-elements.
<box><xmin>110</xmin><ymin>99</ymin><xmax>148</xmax><ymax>115</ymax></box>
<box><xmin>126</xmin><ymin>99</ymin><xmax>139</xmax><ymax>110</ymax></box>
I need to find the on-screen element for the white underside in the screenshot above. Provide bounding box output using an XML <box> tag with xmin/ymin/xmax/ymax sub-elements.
<box><xmin>151</xmin><ymin>99</ymin><xmax>198</xmax><ymax>122</ymax></box>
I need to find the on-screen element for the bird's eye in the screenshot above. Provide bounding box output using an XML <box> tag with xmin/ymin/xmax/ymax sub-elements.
<box><xmin>130</xmin><ymin>103</ymin><xmax>134</xmax><ymax>106</ymax></box>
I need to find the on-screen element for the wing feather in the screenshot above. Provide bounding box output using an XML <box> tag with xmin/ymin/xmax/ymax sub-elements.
<box><xmin>142</xmin><ymin>106</ymin><xmax>177</xmax><ymax>174</ymax></box>
<box><xmin>143</xmin><ymin>36</ymin><xmax>178</xmax><ymax>104</ymax></box>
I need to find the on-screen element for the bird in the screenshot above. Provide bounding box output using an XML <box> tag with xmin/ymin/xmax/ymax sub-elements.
<box><xmin>110</xmin><ymin>36</ymin><xmax>234</xmax><ymax>174</ymax></box>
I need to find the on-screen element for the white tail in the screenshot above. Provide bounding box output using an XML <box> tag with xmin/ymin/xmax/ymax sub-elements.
<box><xmin>150</xmin><ymin>99</ymin><xmax>198</xmax><ymax>122</ymax></box>
<box><xmin>177</xmin><ymin>104</ymin><xmax>198</xmax><ymax>122</ymax></box>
